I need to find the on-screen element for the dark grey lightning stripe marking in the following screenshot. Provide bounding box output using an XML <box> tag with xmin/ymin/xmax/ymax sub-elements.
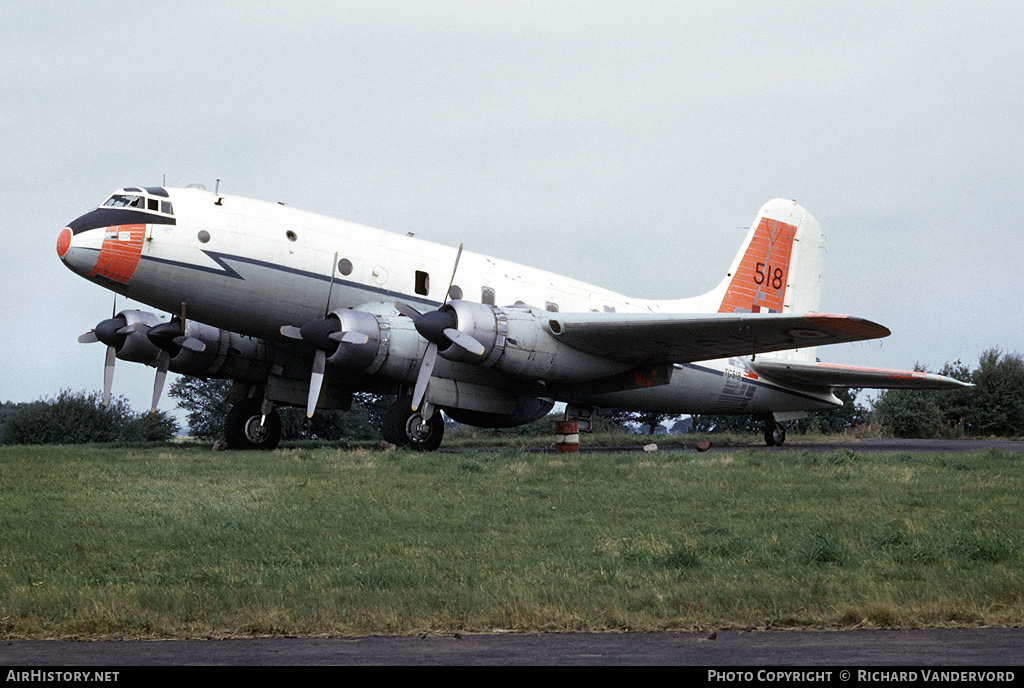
<box><xmin>139</xmin><ymin>250</ymin><xmax>443</xmax><ymax>309</ymax></box>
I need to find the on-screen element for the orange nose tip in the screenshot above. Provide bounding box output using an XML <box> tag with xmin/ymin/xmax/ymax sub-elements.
<box><xmin>57</xmin><ymin>227</ymin><xmax>72</xmax><ymax>257</ymax></box>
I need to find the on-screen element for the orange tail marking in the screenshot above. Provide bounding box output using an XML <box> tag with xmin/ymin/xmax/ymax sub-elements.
<box><xmin>88</xmin><ymin>224</ymin><xmax>146</xmax><ymax>284</ymax></box>
<box><xmin>718</xmin><ymin>216</ymin><xmax>799</xmax><ymax>314</ymax></box>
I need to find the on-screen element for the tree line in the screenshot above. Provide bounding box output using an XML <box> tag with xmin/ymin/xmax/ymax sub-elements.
<box><xmin>871</xmin><ymin>349</ymin><xmax>1024</xmax><ymax>438</ymax></box>
<box><xmin>2</xmin><ymin>348</ymin><xmax>1021</xmax><ymax>445</ymax></box>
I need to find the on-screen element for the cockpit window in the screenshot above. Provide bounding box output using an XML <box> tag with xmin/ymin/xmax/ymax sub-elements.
<box><xmin>104</xmin><ymin>194</ymin><xmax>144</xmax><ymax>208</ymax></box>
<box><xmin>102</xmin><ymin>194</ymin><xmax>174</xmax><ymax>216</ymax></box>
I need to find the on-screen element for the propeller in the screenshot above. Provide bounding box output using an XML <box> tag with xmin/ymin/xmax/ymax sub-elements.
<box><xmin>80</xmin><ymin>300</ymin><xmax>197</xmax><ymax>412</ymax></box>
<box><xmin>78</xmin><ymin>299</ymin><xmax>126</xmax><ymax>406</ymax></box>
<box><xmin>280</xmin><ymin>253</ymin><xmax>370</xmax><ymax>417</ymax></box>
<box><xmin>146</xmin><ymin>304</ymin><xmax>208</xmax><ymax>358</ymax></box>
<box><xmin>395</xmin><ymin>243</ymin><xmax>485</xmax><ymax>412</ymax></box>
<box><xmin>144</xmin><ymin>304</ymin><xmax>207</xmax><ymax>412</ymax></box>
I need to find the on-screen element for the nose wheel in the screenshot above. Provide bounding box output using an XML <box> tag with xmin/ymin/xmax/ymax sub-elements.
<box><xmin>382</xmin><ymin>395</ymin><xmax>445</xmax><ymax>451</ymax></box>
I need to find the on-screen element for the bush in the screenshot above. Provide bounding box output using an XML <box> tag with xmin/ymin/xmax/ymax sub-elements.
<box><xmin>1</xmin><ymin>390</ymin><xmax>178</xmax><ymax>445</ymax></box>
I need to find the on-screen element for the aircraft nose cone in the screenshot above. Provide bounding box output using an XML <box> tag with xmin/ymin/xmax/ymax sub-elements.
<box><xmin>57</xmin><ymin>227</ymin><xmax>72</xmax><ymax>258</ymax></box>
<box><xmin>57</xmin><ymin>223</ymin><xmax>104</xmax><ymax>276</ymax></box>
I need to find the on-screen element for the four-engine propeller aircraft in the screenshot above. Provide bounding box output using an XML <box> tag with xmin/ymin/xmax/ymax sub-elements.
<box><xmin>58</xmin><ymin>186</ymin><xmax>968</xmax><ymax>450</ymax></box>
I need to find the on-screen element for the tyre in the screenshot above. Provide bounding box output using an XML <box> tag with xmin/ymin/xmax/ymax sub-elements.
<box><xmin>764</xmin><ymin>421</ymin><xmax>786</xmax><ymax>447</ymax></box>
<box><xmin>382</xmin><ymin>396</ymin><xmax>445</xmax><ymax>451</ymax></box>
<box><xmin>224</xmin><ymin>398</ymin><xmax>282</xmax><ymax>450</ymax></box>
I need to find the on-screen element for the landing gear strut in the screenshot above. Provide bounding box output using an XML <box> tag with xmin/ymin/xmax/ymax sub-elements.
<box><xmin>763</xmin><ymin>418</ymin><xmax>787</xmax><ymax>447</ymax></box>
<box><xmin>382</xmin><ymin>395</ymin><xmax>445</xmax><ymax>451</ymax></box>
<box><xmin>225</xmin><ymin>397</ymin><xmax>282</xmax><ymax>450</ymax></box>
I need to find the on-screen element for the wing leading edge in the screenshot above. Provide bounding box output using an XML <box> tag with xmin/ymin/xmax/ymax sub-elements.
<box><xmin>548</xmin><ymin>312</ymin><xmax>890</xmax><ymax>365</ymax></box>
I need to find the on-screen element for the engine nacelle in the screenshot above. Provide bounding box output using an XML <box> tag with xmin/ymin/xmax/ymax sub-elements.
<box><xmin>430</xmin><ymin>300</ymin><xmax>627</xmax><ymax>381</ymax></box>
<box><xmin>165</xmin><ymin>321</ymin><xmax>269</xmax><ymax>384</ymax></box>
<box><xmin>312</xmin><ymin>308</ymin><xmax>426</xmax><ymax>382</ymax></box>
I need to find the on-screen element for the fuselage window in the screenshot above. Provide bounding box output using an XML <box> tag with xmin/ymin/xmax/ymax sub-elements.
<box><xmin>338</xmin><ymin>258</ymin><xmax>353</xmax><ymax>276</ymax></box>
<box><xmin>482</xmin><ymin>286</ymin><xmax>495</xmax><ymax>305</ymax></box>
<box><xmin>448</xmin><ymin>284</ymin><xmax>463</xmax><ymax>300</ymax></box>
<box><xmin>415</xmin><ymin>270</ymin><xmax>430</xmax><ymax>296</ymax></box>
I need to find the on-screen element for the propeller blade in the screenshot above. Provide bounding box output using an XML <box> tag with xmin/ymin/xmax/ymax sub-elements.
<box><xmin>151</xmin><ymin>351</ymin><xmax>169</xmax><ymax>412</ymax></box>
<box><xmin>410</xmin><ymin>342</ymin><xmax>438</xmax><ymax>412</ymax></box>
<box><xmin>443</xmin><ymin>328</ymin><xmax>486</xmax><ymax>356</ymax></box>
<box><xmin>103</xmin><ymin>346</ymin><xmax>116</xmax><ymax>406</ymax></box>
<box><xmin>78</xmin><ymin>330</ymin><xmax>99</xmax><ymax>344</ymax></box>
<box><xmin>306</xmin><ymin>349</ymin><xmax>327</xmax><ymax>418</ymax></box>
<box><xmin>395</xmin><ymin>301</ymin><xmax>422</xmax><ymax>319</ymax></box>
<box><xmin>280</xmin><ymin>325</ymin><xmax>303</xmax><ymax>339</ymax></box>
<box><xmin>443</xmin><ymin>243</ymin><xmax>464</xmax><ymax>306</ymax></box>
<box><xmin>329</xmin><ymin>331</ymin><xmax>369</xmax><ymax>345</ymax></box>
<box><xmin>174</xmin><ymin>336</ymin><xmax>207</xmax><ymax>353</ymax></box>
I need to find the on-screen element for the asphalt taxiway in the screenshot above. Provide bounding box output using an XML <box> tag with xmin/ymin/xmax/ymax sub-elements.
<box><xmin>3</xmin><ymin>628</ymin><xmax>1023</xmax><ymax>666</ymax></box>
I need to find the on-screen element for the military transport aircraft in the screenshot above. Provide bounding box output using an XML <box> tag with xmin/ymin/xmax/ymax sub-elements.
<box><xmin>57</xmin><ymin>186</ymin><xmax>968</xmax><ymax>450</ymax></box>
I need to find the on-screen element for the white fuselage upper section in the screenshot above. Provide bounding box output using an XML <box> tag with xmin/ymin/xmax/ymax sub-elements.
<box><xmin>64</xmin><ymin>186</ymin><xmax>724</xmax><ymax>340</ymax></box>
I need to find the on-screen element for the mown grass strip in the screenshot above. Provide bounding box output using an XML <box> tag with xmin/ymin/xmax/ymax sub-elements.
<box><xmin>1</xmin><ymin>444</ymin><xmax>1021</xmax><ymax>637</ymax></box>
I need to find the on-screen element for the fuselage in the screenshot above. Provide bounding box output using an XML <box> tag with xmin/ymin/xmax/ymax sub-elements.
<box><xmin>58</xmin><ymin>186</ymin><xmax>841</xmax><ymax>417</ymax></box>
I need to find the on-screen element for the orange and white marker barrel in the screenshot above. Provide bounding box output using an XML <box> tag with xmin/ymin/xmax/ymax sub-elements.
<box><xmin>555</xmin><ymin>420</ymin><xmax>579</xmax><ymax>453</ymax></box>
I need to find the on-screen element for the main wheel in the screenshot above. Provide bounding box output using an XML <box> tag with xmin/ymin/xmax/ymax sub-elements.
<box><xmin>225</xmin><ymin>398</ymin><xmax>282</xmax><ymax>450</ymax></box>
<box><xmin>382</xmin><ymin>396</ymin><xmax>444</xmax><ymax>451</ymax></box>
<box><xmin>763</xmin><ymin>420</ymin><xmax>786</xmax><ymax>447</ymax></box>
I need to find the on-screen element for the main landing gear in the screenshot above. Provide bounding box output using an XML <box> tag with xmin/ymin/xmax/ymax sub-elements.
<box><xmin>224</xmin><ymin>397</ymin><xmax>282</xmax><ymax>450</ymax></box>
<box><xmin>763</xmin><ymin>418</ymin><xmax>787</xmax><ymax>447</ymax></box>
<box><xmin>382</xmin><ymin>395</ymin><xmax>445</xmax><ymax>451</ymax></box>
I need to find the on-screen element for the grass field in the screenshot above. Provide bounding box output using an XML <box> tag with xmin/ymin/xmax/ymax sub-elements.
<box><xmin>1</xmin><ymin>442</ymin><xmax>1022</xmax><ymax>638</ymax></box>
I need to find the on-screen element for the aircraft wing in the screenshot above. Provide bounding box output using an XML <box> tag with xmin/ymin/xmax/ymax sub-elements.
<box><xmin>548</xmin><ymin>312</ymin><xmax>891</xmax><ymax>364</ymax></box>
<box><xmin>749</xmin><ymin>359</ymin><xmax>972</xmax><ymax>390</ymax></box>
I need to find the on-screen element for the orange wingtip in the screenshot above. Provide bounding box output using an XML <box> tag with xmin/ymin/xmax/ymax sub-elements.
<box><xmin>803</xmin><ymin>315</ymin><xmax>890</xmax><ymax>338</ymax></box>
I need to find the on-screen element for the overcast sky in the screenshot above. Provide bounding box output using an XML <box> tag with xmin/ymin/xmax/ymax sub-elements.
<box><xmin>2</xmin><ymin>1</ymin><xmax>1021</xmax><ymax>416</ymax></box>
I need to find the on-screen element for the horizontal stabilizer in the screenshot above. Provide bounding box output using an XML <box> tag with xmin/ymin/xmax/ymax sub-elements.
<box><xmin>750</xmin><ymin>359</ymin><xmax>973</xmax><ymax>390</ymax></box>
<box><xmin>549</xmin><ymin>312</ymin><xmax>890</xmax><ymax>365</ymax></box>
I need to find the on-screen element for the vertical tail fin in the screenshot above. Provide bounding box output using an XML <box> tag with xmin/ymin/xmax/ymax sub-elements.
<box><xmin>716</xmin><ymin>199</ymin><xmax>822</xmax><ymax>315</ymax></box>
<box><xmin>714</xmin><ymin>199</ymin><xmax>823</xmax><ymax>361</ymax></box>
